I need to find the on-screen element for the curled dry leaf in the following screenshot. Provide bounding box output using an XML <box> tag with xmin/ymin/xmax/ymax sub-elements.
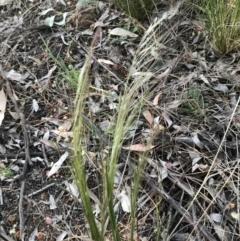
<box><xmin>54</xmin><ymin>12</ymin><xmax>68</xmax><ymax>26</ymax></box>
<box><xmin>6</xmin><ymin>69</ymin><xmax>30</xmax><ymax>82</ymax></box>
<box><xmin>162</xmin><ymin>111</ymin><xmax>172</xmax><ymax>127</ymax></box>
<box><xmin>161</xmin><ymin>164</ymin><xmax>168</xmax><ymax>180</ymax></box>
<box><xmin>47</xmin><ymin>151</ymin><xmax>69</xmax><ymax>177</ymax></box>
<box><xmin>9</xmin><ymin>111</ymin><xmax>20</xmax><ymax>120</ymax></box>
<box><xmin>118</xmin><ymin>190</ymin><xmax>131</xmax><ymax>213</ymax></box>
<box><xmin>65</xmin><ymin>181</ymin><xmax>79</xmax><ymax>199</ymax></box>
<box><xmin>153</xmin><ymin>92</ymin><xmax>162</xmax><ymax>106</ymax></box>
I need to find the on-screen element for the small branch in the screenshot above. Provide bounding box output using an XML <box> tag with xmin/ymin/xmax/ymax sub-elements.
<box><xmin>6</xmin><ymin>80</ymin><xmax>31</xmax><ymax>180</ymax></box>
<box><xmin>41</xmin><ymin>143</ymin><xmax>50</xmax><ymax>167</ymax></box>
<box><xmin>0</xmin><ymin>149</ymin><xmax>69</xmax><ymax>159</ymax></box>
<box><xmin>19</xmin><ymin>180</ymin><xmax>25</xmax><ymax>241</ymax></box>
<box><xmin>0</xmin><ymin>188</ymin><xmax>3</xmax><ymax>205</ymax></box>
<box><xmin>27</xmin><ymin>182</ymin><xmax>56</xmax><ymax>197</ymax></box>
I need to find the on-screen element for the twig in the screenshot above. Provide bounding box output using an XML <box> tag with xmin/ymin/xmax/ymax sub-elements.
<box><xmin>41</xmin><ymin>143</ymin><xmax>50</xmax><ymax>167</ymax></box>
<box><xmin>19</xmin><ymin>180</ymin><xmax>25</xmax><ymax>241</ymax></box>
<box><xmin>0</xmin><ymin>188</ymin><xmax>3</xmax><ymax>205</ymax></box>
<box><xmin>6</xmin><ymin>80</ymin><xmax>32</xmax><ymax>180</ymax></box>
<box><xmin>0</xmin><ymin>149</ymin><xmax>69</xmax><ymax>159</ymax></box>
<box><xmin>191</xmin><ymin>204</ymin><xmax>202</xmax><ymax>241</ymax></box>
<box><xmin>27</xmin><ymin>182</ymin><xmax>56</xmax><ymax>197</ymax></box>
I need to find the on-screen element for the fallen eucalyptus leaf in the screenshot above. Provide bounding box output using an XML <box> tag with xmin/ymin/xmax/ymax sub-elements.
<box><xmin>47</xmin><ymin>151</ymin><xmax>69</xmax><ymax>177</ymax></box>
<box><xmin>123</xmin><ymin>144</ymin><xmax>155</xmax><ymax>152</ymax></box>
<box><xmin>109</xmin><ymin>28</ymin><xmax>138</xmax><ymax>38</ymax></box>
<box><xmin>44</xmin><ymin>16</ymin><xmax>55</xmax><ymax>27</ymax></box>
<box><xmin>0</xmin><ymin>89</ymin><xmax>7</xmax><ymax>126</ymax></box>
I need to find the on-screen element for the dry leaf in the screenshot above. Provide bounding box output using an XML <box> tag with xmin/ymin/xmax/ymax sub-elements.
<box><xmin>49</xmin><ymin>195</ymin><xmax>57</xmax><ymax>210</ymax></box>
<box><xmin>47</xmin><ymin>151</ymin><xmax>69</xmax><ymax>177</ymax></box>
<box><xmin>0</xmin><ymin>0</ymin><xmax>13</xmax><ymax>5</ymax></box>
<box><xmin>142</xmin><ymin>110</ymin><xmax>153</xmax><ymax>125</ymax></box>
<box><xmin>28</xmin><ymin>227</ymin><xmax>38</xmax><ymax>241</ymax></box>
<box><xmin>210</xmin><ymin>213</ymin><xmax>222</xmax><ymax>223</ymax></box>
<box><xmin>65</xmin><ymin>181</ymin><xmax>79</xmax><ymax>199</ymax></box>
<box><xmin>123</xmin><ymin>144</ymin><xmax>155</xmax><ymax>152</ymax></box>
<box><xmin>52</xmin><ymin>130</ymin><xmax>73</xmax><ymax>138</ymax></box>
<box><xmin>94</xmin><ymin>7</ymin><xmax>109</xmax><ymax>28</ymax></box>
<box><xmin>192</xmin><ymin>133</ymin><xmax>203</xmax><ymax>149</ymax></box>
<box><xmin>0</xmin><ymin>89</ymin><xmax>7</xmax><ymax>126</ymax></box>
<box><xmin>162</xmin><ymin>111</ymin><xmax>172</xmax><ymax>127</ymax></box>
<box><xmin>109</xmin><ymin>28</ymin><xmax>138</xmax><ymax>38</ymax></box>
<box><xmin>165</xmin><ymin>100</ymin><xmax>182</xmax><ymax>109</ymax></box>
<box><xmin>119</xmin><ymin>190</ymin><xmax>131</xmax><ymax>213</ymax></box>
<box><xmin>32</xmin><ymin>99</ymin><xmax>39</xmax><ymax>112</ymax></box>
<box><xmin>151</xmin><ymin>68</ymin><xmax>170</xmax><ymax>83</ymax></box>
<box><xmin>98</xmin><ymin>59</ymin><xmax>115</xmax><ymax>65</ymax></box>
<box><xmin>153</xmin><ymin>92</ymin><xmax>162</xmax><ymax>105</ymax></box>
<box><xmin>36</xmin><ymin>232</ymin><xmax>44</xmax><ymax>240</ymax></box>
<box><xmin>56</xmin><ymin>231</ymin><xmax>68</xmax><ymax>241</ymax></box>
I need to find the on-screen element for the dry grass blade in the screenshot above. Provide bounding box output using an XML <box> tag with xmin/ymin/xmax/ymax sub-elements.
<box><xmin>189</xmin><ymin>95</ymin><xmax>240</xmax><ymax>237</ymax></box>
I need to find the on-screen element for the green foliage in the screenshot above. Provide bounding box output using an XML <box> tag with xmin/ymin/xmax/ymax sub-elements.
<box><xmin>72</xmin><ymin>57</ymin><xmax>103</xmax><ymax>241</ymax></box>
<box><xmin>197</xmin><ymin>0</ymin><xmax>240</xmax><ymax>54</ymax></box>
<box><xmin>179</xmin><ymin>86</ymin><xmax>208</xmax><ymax>115</ymax></box>
<box><xmin>59</xmin><ymin>63</ymin><xmax>79</xmax><ymax>90</ymax></box>
<box><xmin>70</xmin><ymin>9</ymin><xmax>170</xmax><ymax>241</ymax></box>
<box><xmin>41</xmin><ymin>36</ymin><xmax>78</xmax><ymax>90</ymax></box>
<box><xmin>0</xmin><ymin>166</ymin><xmax>13</xmax><ymax>178</ymax></box>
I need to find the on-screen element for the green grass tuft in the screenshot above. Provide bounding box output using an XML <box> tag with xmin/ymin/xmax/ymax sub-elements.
<box><xmin>110</xmin><ymin>0</ymin><xmax>158</xmax><ymax>20</ymax></box>
<box><xmin>197</xmin><ymin>0</ymin><xmax>240</xmax><ymax>54</ymax></box>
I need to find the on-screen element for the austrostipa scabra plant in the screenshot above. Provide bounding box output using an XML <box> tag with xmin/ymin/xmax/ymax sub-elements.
<box><xmin>197</xmin><ymin>0</ymin><xmax>240</xmax><ymax>54</ymax></box>
<box><xmin>71</xmin><ymin>2</ymin><xmax>185</xmax><ymax>240</ymax></box>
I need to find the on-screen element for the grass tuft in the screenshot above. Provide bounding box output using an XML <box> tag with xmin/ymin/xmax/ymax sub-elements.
<box><xmin>197</xmin><ymin>0</ymin><xmax>240</xmax><ymax>54</ymax></box>
<box><xmin>110</xmin><ymin>0</ymin><xmax>158</xmax><ymax>20</ymax></box>
<box><xmin>70</xmin><ymin>4</ymin><xmax>180</xmax><ymax>240</ymax></box>
<box><xmin>72</xmin><ymin>54</ymin><xmax>103</xmax><ymax>240</ymax></box>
